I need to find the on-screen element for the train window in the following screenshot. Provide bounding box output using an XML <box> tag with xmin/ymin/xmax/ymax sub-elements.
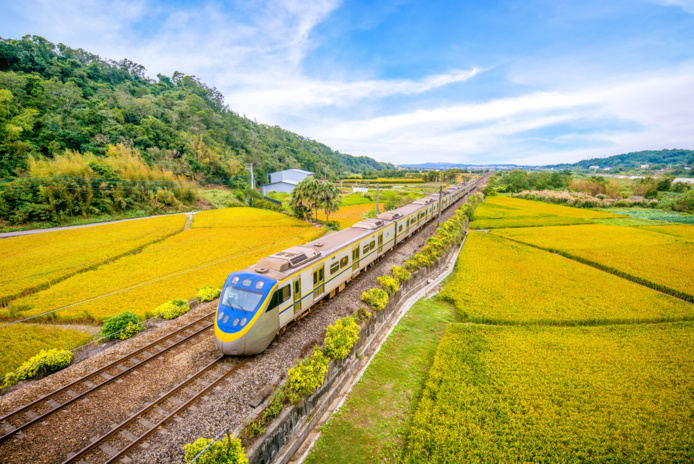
<box><xmin>399</xmin><ymin>225</ymin><xmax>403</xmax><ymax>232</ymax></box>
<box><xmin>363</xmin><ymin>244</ymin><xmax>369</xmax><ymax>253</ymax></box>
<box><xmin>340</xmin><ymin>256</ymin><xmax>349</xmax><ymax>268</ymax></box>
<box><xmin>267</xmin><ymin>284</ymin><xmax>291</xmax><ymax>312</ymax></box>
<box><xmin>370</xmin><ymin>241</ymin><xmax>375</xmax><ymax>250</ymax></box>
<box><xmin>330</xmin><ymin>262</ymin><xmax>340</xmax><ymax>274</ymax></box>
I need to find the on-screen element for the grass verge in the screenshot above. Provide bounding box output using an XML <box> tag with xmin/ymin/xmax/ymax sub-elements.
<box><xmin>304</xmin><ymin>296</ymin><xmax>458</xmax><ymax>464</ymax></box>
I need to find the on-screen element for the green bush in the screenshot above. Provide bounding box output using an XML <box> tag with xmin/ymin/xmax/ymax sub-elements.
<box><xmin>288</xmin><ymin>347</ymin><xmax>330</xmax><ymax>396</ymax></box>
<box><xmin>100</xmin><ymin>312</ymin><xmax>142</xmax><ymax>340</ymax></box>
<box><xmin>391</xmin><ymin>265</ymin><xmax>411</xmax><ymax>282</ymax></box>
<box><xmin>152</xmin><ymin>299</ymin><xmax>190</xmax><ymax>319</ymax></box>
<box><xmin>4</xmin><ymin>348</ymin><xmax>73</xmax><ymax>388</ymax></box>
<box><xmin>414</xmin><ymin>253</ymin><xmax>433</xmax><ymax>268</ymax></box>
<box><xmin>197</xmin><ymin>286</ymin><xmax>222</xmax><ymax>302</ymax></box>
<box><xmin>323</xmin><ymin>317</ymin><xmax>360</xmax><ymax>360</ymax></box>
<box><xmin>361</xmin><ymin>288</ymin><xmax>389</xmax><ymax>311</ymax></box>
<box><xmin>183</xmin><ymin>435</ymin><xmax>248</xmax><ymax>464</ymax></box>
<box><xmin>354</xmin><ymin>306</ymin><xmax>372</xmax><ymax>324</ymax></box>
<box><xmin>377</xmin><ymin>275</ymin><xmax>399</xmax><ymax>296</ymax></box>
<box><xmin>403</xmin><ymin>257</ymin><xmax>420</xmax><ymax>272</ymax></box>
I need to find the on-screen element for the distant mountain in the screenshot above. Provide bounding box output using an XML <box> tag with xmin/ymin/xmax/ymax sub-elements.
<box><xmin>0</xmin><ymin>35</ymin><xmax>393</xmax><ymax>182</ymax></box>
<box><xmin>399</xmin><ymin>162</ymin><xmax>530</xmax><ymax>170</ymax></box>
<box><xmin>546</xmin><ymin>149</ymin><xmax>694</xmax><ymax>170</ymax></box>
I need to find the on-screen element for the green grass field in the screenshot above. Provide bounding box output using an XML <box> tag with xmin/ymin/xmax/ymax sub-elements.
<box><xmin>305</xmin><ymin>297</ymin><xmax>458</xmax><ymax>464</ymax></box>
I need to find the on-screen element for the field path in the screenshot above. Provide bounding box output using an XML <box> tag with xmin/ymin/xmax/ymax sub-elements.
<box><xmin>0</xmin><ymin>212</ymin><xmax>197</xmax><ymax>239</ymax></box>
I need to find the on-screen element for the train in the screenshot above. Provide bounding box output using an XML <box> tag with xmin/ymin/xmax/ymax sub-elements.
<box><xmin>214</xmin><ymin>177</ymin><xmax>484</xmax><ymax>356</ymax></box>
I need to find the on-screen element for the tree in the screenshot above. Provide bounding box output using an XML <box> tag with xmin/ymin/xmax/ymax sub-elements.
<box><xmin>319</xmin><ymin>181</ymin><xmax>341</xmax><ymax>221</ymax></box>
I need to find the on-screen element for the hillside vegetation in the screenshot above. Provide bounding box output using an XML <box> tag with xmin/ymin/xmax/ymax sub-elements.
<box><xmin>547</xmin><ymin>148</ymin><xmax>694</xmax><ymax>171</ymax></box>
<box><xmin>0</xmin><ymin>36</ymin><xmax>392</xmax><ymax>226</ymax></box>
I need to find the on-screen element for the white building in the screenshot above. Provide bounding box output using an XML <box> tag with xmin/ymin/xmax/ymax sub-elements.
<box><xmin>261</xmin><ymin>169</ymin><xmax>313</xmax><ymax>195</ymax></box>
<box><xmin>641</xmin><ymin>164</ymin><xmax>650</xmax><ymax>169</ymax></box>
<box><xmin>589</xmin><ymin>165</ymin><xmax>599</xmax><ymax>170</ymax></box>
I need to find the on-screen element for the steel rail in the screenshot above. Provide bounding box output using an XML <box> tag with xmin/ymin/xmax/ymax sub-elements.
<box><xmin>0</xmin><ymin>311</ymin><xmax>215</xmax><ymax>442</ymax></box>
<box><xmin>63</xmin><ymin>356</ymin><xmax>250</xmax><ymax>464</ymax></box>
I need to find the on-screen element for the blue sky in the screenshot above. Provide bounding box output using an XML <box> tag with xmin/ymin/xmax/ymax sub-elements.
<box><xmin>1</xmin><ymin>0</ymin><xmax>693</xmax><ymax>165</ymax></box>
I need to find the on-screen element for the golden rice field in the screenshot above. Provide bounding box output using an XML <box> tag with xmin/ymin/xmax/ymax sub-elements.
<box><xmin>5</xmin><ymin>208</ymin><xmax>323</xmax><ymax>322</ymax></box>
<box><xmin>0</xmin><ymin>323</ymin><xmax>92</xmax><ymax>375</ymax></box>
<box><xmin>192</xmin><ymin>207</ymin><xmax>312</xmax><ymax>229</ymax></box>
<box><xmin>491</xmin><ymin>224</ymin><xmax>694</xmax><ymax>301</ymax></box>
<box><xmin>317</xmin><ymin>203</ymin><xmax>384</xmax><ymax>229</ymax></box>
<box><xmin>0</xmin><ymin>215</ymin><xmax>185</xmax><ymax>304</ymax></box>
<box><xmin>406</xmin><ymin>323</ymin><xmax>694</xmax><ymax>463</ymax></box>
<box><xmin>441</xmin><ymin>232</ymin><xmax>694</xmax><ymax>324</ymax></box>
<box><xmin>469</xmin><ymin>196</ymin><xmax>618</xmax><ymax>229</ymax></box>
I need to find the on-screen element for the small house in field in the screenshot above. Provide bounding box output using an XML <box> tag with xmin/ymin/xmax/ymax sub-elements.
<box><xmin>261</xmin><ymin>169</ymin><xmax>313</xmax><ymax>195</ymax></box>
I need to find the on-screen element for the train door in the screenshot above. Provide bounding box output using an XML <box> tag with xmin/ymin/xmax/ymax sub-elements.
<box><xmin>313</xmin><ymin>265</ymin><xmax>325</xmax><ymax>299</ymax></box>
<box><xmin>293</xmin><ymin>278</ymin><xmax>301</xmax><ymax>314</ymax></box>
<box><xmin>352</xmin><ymin>245</ymin><xmax>360</xmax><ymax>271</ymax></box>
<box><xmin>377</xmin><ymin>232</ymin><xmax>383</xmax><ymax>253</ymax></box>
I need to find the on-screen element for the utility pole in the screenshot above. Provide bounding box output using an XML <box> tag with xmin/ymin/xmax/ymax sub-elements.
<box><xmin>375</xmin><ymin>183</ymin><xmax>380</xmax><ymax>217</ymax></box>
<box><xmin>437</xmin><ymin>185</ymin><xmax>442</xmax><ymax>227</ymax></box>
<box><xmin>245</xmin><ymin>163</ymin><xmax>254</xmax><ymax>190</ymax></box>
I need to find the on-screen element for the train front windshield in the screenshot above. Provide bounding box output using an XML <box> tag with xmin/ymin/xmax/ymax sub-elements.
<box><xmin>221</xmin><ymin>286</ymin><xmax>264</xmax><ymax>313</ymax></box>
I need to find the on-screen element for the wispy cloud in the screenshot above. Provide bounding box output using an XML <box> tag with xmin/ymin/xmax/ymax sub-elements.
<box><xmin>314</xmin><ymin>72</ymin><xmax>694</xmax><ymax>165</ymax></box>
<box><xmin>649</xmin><ymin>0</ymin><xmax>694</xmax><ymax>14</ymax></box>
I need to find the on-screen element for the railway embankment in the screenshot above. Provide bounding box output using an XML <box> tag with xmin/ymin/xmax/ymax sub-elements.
<box><xmin>242</xmin><ymin>235</ymin><xmax>466</xmax><ymax>464</ymax></box>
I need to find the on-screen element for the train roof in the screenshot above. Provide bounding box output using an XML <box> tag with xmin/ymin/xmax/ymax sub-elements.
<box><xmin>248</xmin><ymin>220</ymin><xmax>386</xmax><ymax>279</ymax></box>
<box><xmin>242</xmin><ymin>181</ymin><xmax>473</xmax><ymax>281</ymax></box>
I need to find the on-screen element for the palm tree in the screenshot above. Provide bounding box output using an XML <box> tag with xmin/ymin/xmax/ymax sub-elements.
<box><xmin>319</xmin><ymin>181</ymin><xmax>341</xmax><ymax>222</ymax></box>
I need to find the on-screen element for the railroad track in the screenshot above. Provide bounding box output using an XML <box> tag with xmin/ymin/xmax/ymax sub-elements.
<box><xmin>0</xmin><ymin>310</ymin><xmax>215</xmax><ymax>443</ymax></box>
<box><xmin>63</xmin><ymin>356</ymin><xmax>249</xmax><ymax>464</ymax></box>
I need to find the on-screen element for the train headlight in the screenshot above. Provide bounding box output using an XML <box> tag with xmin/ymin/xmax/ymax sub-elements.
<box><xmin>223</xmin><ymin>315</ymin><xmax>229</xmax><ymax>324</ymax></box>
<box><xmin>217</xmin><ymin>310</ymin><xmax>224</xmax><ymax>321</ymax></box>
<box><xmin>240</xmin><ymin>317</ymin><xmax>247</xmax><ymax>327</ymax></box>
<box><xmin>232</xmin><ymin>317</ymin><xmax>240</xmax><ymax>327</ymax></box>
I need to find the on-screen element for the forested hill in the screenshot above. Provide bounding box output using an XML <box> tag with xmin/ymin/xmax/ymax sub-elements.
<box><xmin>546</xmin><ymin>149</ymin><xmax>694</xmax><ymax>170</ymax></box>
<box><xmin>0</xmin><ymin>35</ymin><xmax>392</xmax><ymax>183</ymax></box>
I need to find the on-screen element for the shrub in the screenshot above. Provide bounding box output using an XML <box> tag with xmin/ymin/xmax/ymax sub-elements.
<box><xmin>4</xmin><ymin>348</ymin><xmax>73</xmax><ymax>388</ymax></box>
<box><xmin>100</xmin><ymin>312</ymin><xmax>141</xmax><ymax>340</ymax></box>
<box><xmin>152</xmin><ymin>299</ymin><xmax>190</xmax><ymax>320</ymax></box>
<box><xmin>377</xmin><ymin>275</ymin><xmax>399</xmax><ymax>296</ymax></box>
<box><xmin>288</xmin><ymin>347</ymin><xmax>330</xmax><ymax>396</ymax></box>
<box><xmin>403</xmin><ymin>258</ymin><xmax>420</xmax><ymax>272</ymax></box>
<box><xmin>323</xmin><ymin>317</ymin><xmax>360</xmax><ymax>360</ymax></box>
<box><xmin>391</xmin><ymin>265</ymin><xmax>411</xmax><ymax>283</ymax></box>
<box><xmin>354</xmin><ymin>306</ymin><xmax>372</xmax><ymax>324</ymax></box>
<box><xmin>119</xmin><ymin>321</ymin><xmax>145</xmax><ymax>340</ymax></box>
<box><xmin>197</xmin><ymin>286</ymin><xmax>222</xmax><ymax>302</ymax></box>
<box><xmin>361</xmin><ymin>288</ymin><xmax>389</xmax><ymax>311</ymax></box>
<box><xmin>183</xmin><ymin>435</ymin><xmax>248</xmax><ymax>464</ymax></box>
<box><xmin>414</xmin><ymin>253</ymin><xmax>432</xmax><ymax>268</ymax></box>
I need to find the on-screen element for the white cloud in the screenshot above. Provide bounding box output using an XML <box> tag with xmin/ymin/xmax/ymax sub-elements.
<box><xmin>649</xmin><ymin>0</ymin><xmax>694</xmax><ymax>14</ymax></box>
<box><xmin>311</xmin><ymin>72</ymin><xmax>694</xmax><ymax>165</ymax></box>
